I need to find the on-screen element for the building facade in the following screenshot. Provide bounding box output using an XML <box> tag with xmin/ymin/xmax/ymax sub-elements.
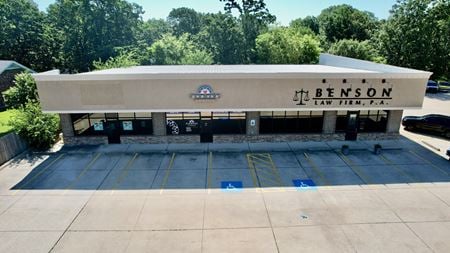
<box><xmin>33</xmin><ymin>54</ymin><xmax>432</xmax><ymax>145</ymax></box>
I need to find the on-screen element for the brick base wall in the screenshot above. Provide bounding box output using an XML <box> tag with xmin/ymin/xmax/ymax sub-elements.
<box><xmin>63</xmin><ymin>133</ymin><xmax>400</xmax><ymax>145</ymax></box>
<box><xmin>64</xmin><ymin>136</ymin><xmax>108</xmax><ymax>146</ymax></box>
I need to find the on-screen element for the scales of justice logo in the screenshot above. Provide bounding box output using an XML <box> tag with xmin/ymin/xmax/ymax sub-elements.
<box><xmin>191</xmin><ymin>85</ymin><xmax>220</xmax><ymax>100</ymax></box>
<box><xmin>293</xmin><ymin>89</ymin><xmax>310</xmax><ymax>106</ymax></box>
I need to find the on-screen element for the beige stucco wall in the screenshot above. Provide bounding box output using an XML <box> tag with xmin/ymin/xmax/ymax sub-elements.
<box><xmin>36</xmin><ymin>77</ymin><xmax>427</xmax><ymax>113</ymax></box>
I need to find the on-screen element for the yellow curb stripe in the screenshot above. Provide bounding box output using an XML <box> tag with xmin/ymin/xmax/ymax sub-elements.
<box><xmin>112</xmin><ymin>153</ymin><xmax>139</xmax><ymax>191</ymax></box>
<box><xmin>160</xmin><ymin>153</ymin><xmax>176</xmax><ymax>194</ymax></box>
<box><xmin>337</xmin><ymin>151</ymin><xmax>373</xmax><ymax>184</ymax></box>
<box><xmin>303</xmin><ymin>152</ymin><xmax>330</xmax><ymax>185</ymax></box>
<box><xmin>64</xmin><ymin>153</ymin><xmax>102</xmax><ymax>192</ymax></box>
<box><xmin>246</xmin><ymin>154</ymin><xmax>260</xmax><ymax>189</ymax></box>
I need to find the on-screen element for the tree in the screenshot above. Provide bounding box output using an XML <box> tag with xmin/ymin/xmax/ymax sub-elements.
<box><xmin>167</xmin><ymin>7</ymin><xmax>203</xmax><ymax>36</ymax></box>
<box><xmin>93</xmin><ymin>52</ymin><xmax>139</xmax><ymax>70</ymax></box>
<box><xmin>195</xmin><ymin>13</ymin><xmax>246</xmax><ymax>64</ymax></box>
<box><xmin>47</xmin><ymin>0</ymin><xmax>144</xmax><ymax>72</ymax></box>
<box><xmin>220</xmin><ymin>0</ymin><xmax>277</xmax><ymax>63</ymax></box>
<box><xmin>2</xmin><ymin>73</ymin><xmax>38</xmax><ymax>109</ymax></box>
<box><xmin>290</xmin><ymin>16</ymin><xmax>319</xmax><ymax>34</ymax></box>
<box><xmin>9</xmin><ymin>102</ymin><xmax>59</xmax><ymax>149</ymax></box>
<box><xmin>148</xmin><ymin>34</ymin><xmax>213</xmax><ymax>65</ymax></box>
<box><xmin>378</xmin><ymin>0</ymin><xmax>449</xmax><ymax>79</ymax></box>
<box><xmin>255</xmin><ymin>28</ymin><xmax>321</xmax><ymax>64</ymax></box>
<box><xmin>136</xmin><ymin>18</ymin><xmax>172</xmax><ymax>46</ymax></box>
<box><xmin>0</xmin><ymin>0</ymin><xmax>46</xmax><ymax>71</ymax></box>
<box><xmin>328</xmin><ymin>39</ymin><xmax>386</xmax><ymax>63</ymax></box>
<box><xmin>318</xmin><ymin>4</ymin><xmax>378</xmax><ymax>43</ymax></box>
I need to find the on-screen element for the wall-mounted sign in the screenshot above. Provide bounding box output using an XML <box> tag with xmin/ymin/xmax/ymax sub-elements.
<box><xmin>293</xmin><ymin>86</ymin><xmax>393</xmax><ymax>107</ymax></box>
<box><xmin>93</xmin><ymin>122</ymin><xmax>104</xmax><ymax>131</ymax></box>
<box><xmin>191</xmin><ymin>85</ymin><xmax>220</xmax><ymax>100</ymax></box>
<box><xmin>122</xmin><ymin>121</ymin><xmax>133</xmax><ymax>131</ymax></box>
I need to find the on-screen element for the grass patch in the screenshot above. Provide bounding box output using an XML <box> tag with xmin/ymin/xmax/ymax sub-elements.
<box><xmin>0</xmin><ymin>109</ymin><xmax>18</xmax><ymax>136</ymax></box>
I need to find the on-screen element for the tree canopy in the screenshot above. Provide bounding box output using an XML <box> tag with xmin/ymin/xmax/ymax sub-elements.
<box><xmin>256</xmin><ymin>28</ymin><xmax>320</xmax><ymax>64</ymax></box>
<box><xmin>0</xmin><ymin>0</ymin><xmax>447</xmax><ymax>79</ymax></box>
<box><xmin>318</xmin><ymin>4</ymin><xmax>378</xmax><ymax>43</ymax></box>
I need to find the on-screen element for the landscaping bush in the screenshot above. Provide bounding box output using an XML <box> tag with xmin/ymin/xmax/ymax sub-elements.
<box><xmin>9</xmin><ymin>102</ymin><xmax>59</xmax><ymax>149</ymax></box>
<box><xmin>2</xmin><ymin>73</ymin><xmax>38</xmax><ymax>109</ymax></box>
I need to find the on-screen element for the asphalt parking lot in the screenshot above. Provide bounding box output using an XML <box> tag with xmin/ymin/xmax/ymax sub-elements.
<box><xmin>0</xmin><ymin>139</ymin><xmax>449</xmax><ymax>253</ymax></box>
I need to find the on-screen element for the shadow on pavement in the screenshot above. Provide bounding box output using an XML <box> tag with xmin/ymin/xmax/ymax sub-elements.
<box><xmin>8</xmin><ymin>137</ymin><xmax>450</xmax><ymax>191</ymax></box>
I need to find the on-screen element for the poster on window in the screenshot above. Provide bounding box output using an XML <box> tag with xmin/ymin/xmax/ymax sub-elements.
<box><xmin>93</xmin><ymin>122</ymin><xmax>104</xmax><ymax>131</ymax></box>
<box><xmin>122</xmin><ymin>121</ymin><xmax>133</xmax><ymax>131</ymax></box>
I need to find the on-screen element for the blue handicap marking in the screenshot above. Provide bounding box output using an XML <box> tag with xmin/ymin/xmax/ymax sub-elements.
<box><xmin>292</xmin><ymin>179</ymin><xmax>317</xmax><ymax>191</ymax></box>
<box><xmin>221</xmin><ymin>181</ymin><xmax>243</xmax><ymax>192</ymax></box>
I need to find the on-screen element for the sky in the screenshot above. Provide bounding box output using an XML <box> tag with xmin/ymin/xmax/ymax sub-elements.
<box><xmin>34</xmin><ymin>0</ymin><xmax>397</xmax><ymax>25</ymax></box>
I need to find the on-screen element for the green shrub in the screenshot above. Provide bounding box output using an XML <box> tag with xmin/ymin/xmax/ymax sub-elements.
<box><xmin>2</xmin><ymin>73</ymin><xmax>38</xmax><ymax>109</ymax></box>
<box><xmin>9</xmin><ymin>102</ymin><xmax>60</xmax><ymax>150</ymax></box>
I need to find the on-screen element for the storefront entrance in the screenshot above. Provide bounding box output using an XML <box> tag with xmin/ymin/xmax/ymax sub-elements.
<box><xmin>106</xmin><ymin>121</ymin><xmax>121</xmax><ymax>144</ymax></box>
<box><xmin>166</xmin><ymin>112</ymin><xmax>246</xmax><ymax>142</ymax></box>
<box><xmin>345</xmin><ymin>111</ymin><xmax>359</xmax><ymax>141</ymax></box>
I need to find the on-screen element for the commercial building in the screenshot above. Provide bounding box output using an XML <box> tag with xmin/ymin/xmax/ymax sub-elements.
<box><xmin>33</xmin><ymin>54</ymin><xmax>432</xmax><ymax>145</ymax></box>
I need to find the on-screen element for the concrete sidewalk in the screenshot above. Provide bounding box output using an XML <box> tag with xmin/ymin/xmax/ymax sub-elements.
<box><xmin>0</xmin><ymin>138</ymin><xmax>449</xmax><ymax>253</ymax></box>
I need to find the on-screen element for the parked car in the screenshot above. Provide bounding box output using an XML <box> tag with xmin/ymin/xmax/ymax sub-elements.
<box><xmin>426</xmin><ymin>80</ymin><xmax>439</xmax><ymax>93</ymax></box>
<box><xmin>438</xmin><ymin>81</ymin><xmax>449</xmax><ymax>91</ymax></box>
<box><xmin>402</xmin><ymin>114</ymin><xmax>450</xmax><ymax>138</ymax></box>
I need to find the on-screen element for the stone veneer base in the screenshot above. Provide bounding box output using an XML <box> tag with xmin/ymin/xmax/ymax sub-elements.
<box><xmin>63</xmin><ymin>133</ymin><xmax>400</xmax><ymax>145</ymax></box>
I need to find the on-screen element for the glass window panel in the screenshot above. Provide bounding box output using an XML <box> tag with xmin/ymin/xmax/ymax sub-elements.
<box><xmin>213</xmin><ymin>112</ymin><xmax>229</xmax><ymax>119</ymax></box>
<box><xmin>359</xmin><ymin>110</ymin><xmax>369</xmax><ymax>117</ymax></box>
<box><xmin>298</xmin><ymin>111</ymin><xmax>311</xmax><ymax>118</ymax></box>
<box><xmin>166</xmin><ymin>113</ymin><xmax>183</xmax><ymax>120</ymax></box>
<box><xmin>311</xmin><ymin>111</ymin><xmax>323</xmax><ymax>116</ymax></box>
<box><xmin>90</xmin><ymin>113</ymin><xmax>105</xmax><ymax>119</ymax></box>
<box><xmin>90</xmin><ymin>118</ymin><xmax>105</xmax><ymax>131</ymax></box>
<box><xmin>229</xmin><ymin>112</ymin><xmax>245</xmax><ymax>119</ymax></box>
<box><xmin>105</xmin><ymin>113</ymin><xmax>118</xmax><ymax>119</ymax></box>
<box><xmin>285</xmin><ymin>111</ymin><xmax>298</xmax><ymax>117</ymax></box>
<box><xmin>273</xmin><ymin>111</ymin><xmax>285</xmax><ymax>117</ymax></box>
<box><xmin>337</xmin><ymin>110</ymin><xmax>348</xmax><ymax>116</ymax></box>
<box><xmin>184</xmin><ymin>112</ymin><xmax>200</xmax><ymax>119</ymax></box>
<box><xmin>201</xmin><ymin>112</ymin><xmax>212</xmax><ymax>118</ymax></box>
<box><xmin>73</xmin><ymin>117</ymin><xmax>90</xmax><ymax>135</ymax></box>
<box><xmin>135</xmin><ymin>112</ymin><xmax>152</xmax><ymax>118</ymax></box>
<box><xmin>118</xmin><ymin>113</ymin><xmax>135</xmax><ymax>119</ymax></box>
<box><xmin>260</xmin><ymin>111</ymin><xmax>273</xmax><ymax>117</ymax></box>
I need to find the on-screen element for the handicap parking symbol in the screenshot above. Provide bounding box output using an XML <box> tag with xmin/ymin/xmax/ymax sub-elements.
<box><xmin>292</xmin><ymin>179</ymin><xmax>317</xmax><ymax>191</ymax></box>
<box><xmin>221</xmin><ymin>181</ymin><xmax>243</xmax><ymax>192</ymax></box>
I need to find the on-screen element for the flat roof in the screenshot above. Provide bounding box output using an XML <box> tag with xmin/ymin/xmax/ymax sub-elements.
<box><xmin>33</xmin><ymin>54</ymin><xmax>432</xmax><ymax>81</ymax></box>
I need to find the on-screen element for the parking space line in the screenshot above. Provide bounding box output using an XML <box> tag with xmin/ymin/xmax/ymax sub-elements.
<box><xmin>409</xmin><ymin>150</ymin><xmax>449</xmax><ymax>176</ymax></box>
<box><xmin>303</xmin><ymin>152</ymin><xmax>330</xmax><ymax>185</ymax></box>
<box><xmin>247</xmin><ymin>153</ymin><xmax>284</xmax><ymax>189</ymax></box>
<box><xmin>336</xmin><ymin>151</ymin><xmax>373</xmax><ymax>185</ymax></box>
<box><xmin>246</xmin><ymin>154</ymin><xmax>260</xmax><ymax>189</ymax></box>
<box><xmin>63</xmin><ymin>153</ymin><xmax>102</xmax><ymax>192</ymax></box>
<box><xmin>111</xmin><ymin>153</ymin><xmax>139</xmax><ymax>193</ymax></box>
<box><xmin>14</xmin><ymin>153</ymin><xmax>65</xmax><ymax>193</ymax></box>
<box><xmin>207</xmin><ymin>152</ymin><xmax>213</xmax><ymax>191</ymax></box>
<box><xmin>379</xmin><ymin>154</ymin><xmax>417</xmax><ymax>181</ymax></box>
<box><xmin>159</xmin><ymin>153</ymin><xmax>176</xmax><ymax>194</ymax></box>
